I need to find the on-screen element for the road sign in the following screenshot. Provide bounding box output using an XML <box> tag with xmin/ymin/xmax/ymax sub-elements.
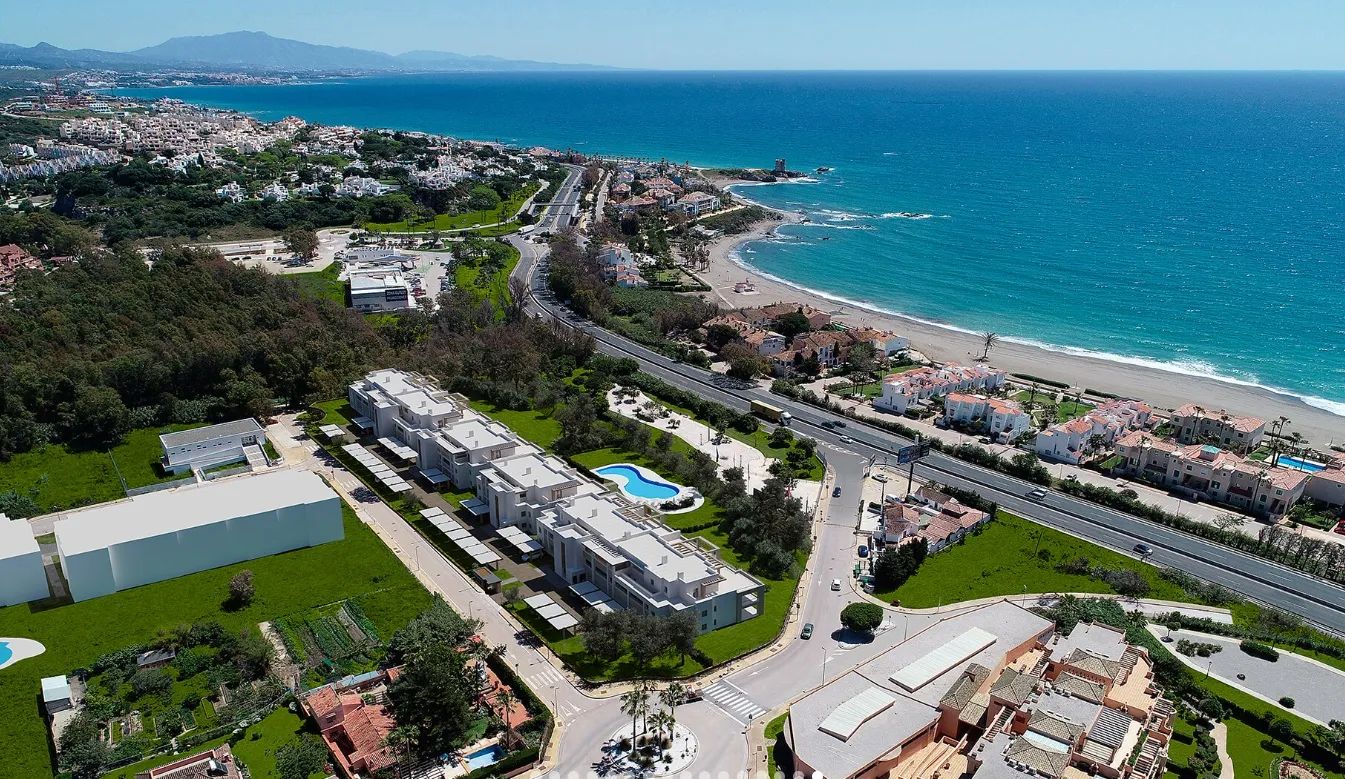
<box><xmin>895</xmin><ymin>441</ymin><xmax>932</xmax><ymax>465</ymax></box>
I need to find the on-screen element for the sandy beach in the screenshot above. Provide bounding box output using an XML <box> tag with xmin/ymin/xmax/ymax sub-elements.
<box><xmin>695</xmin><ymin>204</ymin><xmax>1345</xmax><ymax>448</ymax></box>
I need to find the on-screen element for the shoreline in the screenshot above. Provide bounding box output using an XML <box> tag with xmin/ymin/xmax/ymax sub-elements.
<box><xmin>700</xmin><ymin>182</ymin><xmax>1345</xmax><ymax>447</ymax></box>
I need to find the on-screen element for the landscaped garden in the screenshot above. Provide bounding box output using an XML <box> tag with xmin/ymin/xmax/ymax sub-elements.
<box><xmin>0</xmin><ymin>503</ymin><xmax>432</xmax><ymax>779</ymax></box>
<box><xmin>0</xmin><ymin>423</ymin><xmax>202</xmax><ymax>516</ymax></box>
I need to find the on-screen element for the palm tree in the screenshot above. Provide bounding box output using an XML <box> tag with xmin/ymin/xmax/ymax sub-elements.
<box><xmin>647</xmin><ymin>709</ymin><xmax>675</xmax><ymax>755</ymax></box>
<box><xmin>976</xmin><ymin>331</ymin><xmax>999</xmax><ymax>361</ymax></box>
<box><xmin>494</xmin><ymin>689</ymin><xmax>518</xmax><ymax>748</ymax></box>
<box><xmin>660</xmin><ymin>683</ymin><xmax>685</xmax><ymax>742</ymax></box>
<box><xmin>620</xmin><ymin>681</ymin><xmax>650</xmax><ymax>743</ymax></box>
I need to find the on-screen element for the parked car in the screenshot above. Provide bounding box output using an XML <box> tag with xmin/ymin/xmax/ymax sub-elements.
<box><xmin>682</xmin><ymin>687</ymin><xmax>703</xmax><ymax>702</ymax></box>
<box><xmin>1027</xmin><ymin>488</ymin><xmax>1049</xmax><ymax>500</ymax></box>
<box><xmin>858</xmin><ymin>545</ymin><xmax>869</xmax><ymax>558</ymax></box>
<box><xmin>801</xmin><ymin>623</ymin><xmax>814</xmax><ymax>640</ymax></box>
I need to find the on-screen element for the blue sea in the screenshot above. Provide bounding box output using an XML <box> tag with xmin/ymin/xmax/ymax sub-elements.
<box><xmin>119</xmin><ymin>72</ymin><xmax>1345</xmax><ymax>416</ymax></box>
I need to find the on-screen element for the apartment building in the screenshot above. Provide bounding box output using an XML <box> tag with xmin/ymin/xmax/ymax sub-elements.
<box><xmin>347</xmin><ymin>369</ymin><xmax>464</xmax><ymax>442</ymax></box>
<box><xmin>786</xmin><ymin>602</ymin><xmax>1172</xmax><ymax>779</ymax></box>
<box><xmin>1169</xmin><ymin>404</ymin><xmax>1265</xmax><ymax>453</ymax></box>
<box><xmin>1113</xmin><ymin>431</ymin><xmax>1308</xmax><ymax>517</ymax></box>
<box><xmin>943</xmin><ymin>393</ymin><xmax>1033</xmax><ymax>442</ymax></box>
<box><xmin>534</xmin><ymin>493</ymin><xmax>764</xmax><ymax>632</ymax></box>
<box><xmin>876</xmin><ymin>364</ymin><xmax>1008</xmax><ymax>415</ymax></box>
<box><xmin>1035</xmin><ymin>400</ymin><xmax>1153</xmax><ymax>465</ymax></box>
<box><xmin>0</xmin><ymin>517</ymin><xmax>48</xmax><ymax>606</ymax></box>
<box><xmin>475</xmin><ymin>451</ymin><xmax>591</xmax><ymax>528</ymax></box>
<box><xmin>409</xmin><ymin>412</ymin><xmax>529</xmax><ymax>490</ymax></box>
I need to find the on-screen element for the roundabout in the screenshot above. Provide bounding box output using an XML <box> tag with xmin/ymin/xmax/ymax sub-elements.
<box><xmin>598</xmin><ymin>719</ymin><xmax>699</xmax><ymax>777</ymax></box>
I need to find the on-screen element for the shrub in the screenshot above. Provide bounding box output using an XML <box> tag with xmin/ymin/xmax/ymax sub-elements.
<box><xmin>1240</xmin><ymin>640</ymin><xmax>1279</xmax><ymax>662</ymax></box>
<box><xmin>840</xmin><ymin>602</ymin><xmax>884</xmax><ymax>633</ymax></box>
<box><xmin>1278</xmin><ymin>697</ymin><xmax>1295</xmax><ymax>708</ymax></box>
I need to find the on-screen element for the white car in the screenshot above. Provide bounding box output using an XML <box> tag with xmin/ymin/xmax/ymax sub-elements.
<box><xmin>831</xmin><ymin>578</ymin><xmax>841</xmax><ymax>591</ymax></box>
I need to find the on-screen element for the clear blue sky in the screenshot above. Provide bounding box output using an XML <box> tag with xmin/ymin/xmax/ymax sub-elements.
<box><xmin>7</xmin><ymin>0</ymin><xmax>1345</xmax><ymax>70</ymax></box>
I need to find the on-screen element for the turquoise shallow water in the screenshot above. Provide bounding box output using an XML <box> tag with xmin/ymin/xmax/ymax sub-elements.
<box><xmin>119</xmin><ymin>72</ymin><xmax>1345</xmax><ymax>415</ymax></box>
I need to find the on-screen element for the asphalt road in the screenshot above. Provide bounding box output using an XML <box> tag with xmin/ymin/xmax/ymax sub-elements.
<box><xmin>510</xmin><ymin>238</ymin><xmax>1345</xmax><ymax>637</ymax></box>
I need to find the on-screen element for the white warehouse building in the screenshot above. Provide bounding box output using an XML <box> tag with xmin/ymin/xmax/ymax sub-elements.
<box><xmin>0</xmin><ymin>516</ymin><xmax>49</xmax><ymax>606</ymax></box>
<box><xmin>54</xmin><ymin>470</ymin><xmax>343</xmax><ymax>602</ymax></box>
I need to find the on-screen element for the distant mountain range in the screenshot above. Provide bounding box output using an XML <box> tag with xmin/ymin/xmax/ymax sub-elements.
<box><xmin>0</xmin><ymin>31</ymin><xmax>613</xmax><ymax>73</ymax></box>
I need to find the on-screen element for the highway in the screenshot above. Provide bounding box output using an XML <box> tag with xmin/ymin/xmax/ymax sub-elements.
<box><xmin>508</xmin><ymin>234</ymin><xmax>1345</xmax><ymax>637</ymax></box>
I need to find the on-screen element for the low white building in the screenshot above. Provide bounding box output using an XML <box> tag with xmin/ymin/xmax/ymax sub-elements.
<box><xmin>54</xmin><ymin>470</ymin><xmax>343</xmax><ymax>602</ymax></box>
<box><xmin>535</xmin><ymin>493</ymin><xmax>763</xmax><ymax>631</ymax></box>
<box><xmin>348</xmin><ymin>369</ymin><xmax>464</xmax><ymax>441</ymax></box>
<box><xmin>159</xmin><ymin>418</ymin><xmax>266</xmax><ymax>475</ymax></box>
<box><xmin>1035</xmin><ymin>399</ymin><xmax>1153</xmax><ymax>464</ymax></box>
<box><xmin>0</xmin><ymin>517</ymin><xmax>48</xmax><ymax>606</ymax></box>
<box><xmin>348</xmin><ymin>267</ymin><xmax>412</xmax><ymax>313</ymax></box>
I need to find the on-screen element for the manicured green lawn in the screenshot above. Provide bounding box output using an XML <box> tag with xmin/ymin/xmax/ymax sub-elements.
<box><xmin>1014</xmin><ymin>390</ymin><xmax>1093</xmax><ymax>423</ymax></box>
<box><xmin>468</xmin><ymin>400</ymin><xmax>562</xmax><ymax>450</ymax></box>
<box><xmin>0</xmin><ymin>424</ymin><xmax>201</xmax><ymax>514</ymax></box>
<box><xmin>0</xmin><ymin>503</ymin><xmax>431</xmax><ymax>779</ymax></box>
<box><xmin>102</xmin><ymin>708</ymin><xmax>325</xmax><ymax>779</ymax></box>
<box><xmin>287</xmin><ymin>264</ymin><xmax>345</xmax><ymax>305</ymax></box>
<box><xmin>876</xmin><ymin>511</ymin><xmax>1193</xmax><ymax>606</ymax></box>
<box><xmin>365</xmin><ymin>184</ymin><xmax>538</xmax><ymax>233</ymax></box>
<box><xmin>313</xmin><ymin>399</ymin><xmax>355</xmax><ymax>427</ymax></box>
<box><xmin>569</xmin><ymin>447</ymin><xmax>725</xmax><ymax>531</ymax></box>
<box><xmin>690</xmin><ymin>524</ymin><xmax>801</xmax><ymax>666</ymax></box>
<box><xmin>1163</xmin><ymin>715</ymin><xmax>1199</xmax><ymax>779</ymax></box>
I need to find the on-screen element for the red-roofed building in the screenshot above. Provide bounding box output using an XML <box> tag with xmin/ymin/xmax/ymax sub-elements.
<box><xmin>942</xmin><ymin>393</ymin><xmax>1032</xmax><ymax>443</ymax></box>
<box><xmin>300</xmin><ymin>668</ymin><xmax>402</xmax><ymax>778</ymax></box>
<box><xmin>1305</xmin><ymin>467</ymin><xmax>1345</xmax><ymax>512</ymax></box>
<box><xmin>1170</xmin><ymin>404</ymin><xmax>1265</xmax><ymax>453</ymax></box>
<box><xmin>1114</xmin><ymin>432</ymin><xmax>1307</xmax><ymax>517</ymax></box>
<box><xmin>140</xmin><ymin>744</ymin><xmax>242</xmax><ymax>778</ymax></box>
<box><xmin>0</xmin><ymin>244</ymin><xmax>42</xmax><ymax>289</ymax></box>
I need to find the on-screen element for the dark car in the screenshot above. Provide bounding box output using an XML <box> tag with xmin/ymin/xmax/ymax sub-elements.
<box><xmin>801</xmin><ymin>623</ymin><xmax>814</xmax><ymax>640</ymax></box>
<box><xmin>1133</xmin><ymin>543</ymin><xmax>1154</xmax><ymax>556</ymax></box>
<box><xmin>832</xmin><ymin>486</ymin><xmax>842</xmax><ymax>498</ymax></box>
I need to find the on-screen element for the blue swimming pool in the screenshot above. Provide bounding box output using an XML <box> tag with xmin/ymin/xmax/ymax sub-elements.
<box><xmin>465</xmin><ymin>745</ymin><xmax>504</xmax><ymax>770</ymax></box>
<box><xmin>1274</xmin><ymin>455</ymin><xmax>1325</xmax><ymax>473</ymax></box>
<box><xmin>0</xmin><ymin>642</ymin><xmax>12</xmax><ymax>667</ymax></box>
<box><xmin>594</xmin><ymin>464</ymin><xmax>681</xmax><ymax>500</ymax></box>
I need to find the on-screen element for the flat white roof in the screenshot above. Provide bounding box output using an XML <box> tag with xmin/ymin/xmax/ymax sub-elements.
<box><xmin>818</xmin><ymin>686</ymin><xmax>897</xmax><ymax>741</ymax></box>
<box><xmin>160</xmin><ymin>418</ymin><xmax>262</xmax><ymax>449</ymax></box>
<box><xmin>0</xmin><ymin>518</ymin><xmax>40</xmax><ymax>559</ymax></box>
<box><xmin>492</xmin><ymin>452</ymin><xmax>575</xmax><ymax>491</ymax></box>
<box><xmin>889</xmin><ymin>627</ymin><xmax>997</xmax><ymax>692</ymax></box>
<box><xmin>441</xmin><ymin>414</ymin><xmax>517</xmax><ymax>451</ymax></box>
<box><xmin>54</xmin><ymin>470</ymin><xmax>337</xmax><ymax>556</ymax></box>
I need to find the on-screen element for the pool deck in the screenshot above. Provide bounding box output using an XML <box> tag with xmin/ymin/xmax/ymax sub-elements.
<box><xmin>0</xmin><ymin>637</ymin><xmax>46</xmax><ymax>670</ymax></box>
<box><xmin>594</xmin><ymin>462</ymin><xmax>705</xmax><ymax>514</ymax></box>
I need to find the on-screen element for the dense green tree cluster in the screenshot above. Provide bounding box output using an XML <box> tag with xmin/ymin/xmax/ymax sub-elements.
<box><xmin>580</xmin><ymin>610</ymin><xmax>700</xmax><ymax>668</ymax></box>
<box><xmin>0</xmin><ymin>245</ymin><xmax>386</xmax><ymax>457</ymax></box>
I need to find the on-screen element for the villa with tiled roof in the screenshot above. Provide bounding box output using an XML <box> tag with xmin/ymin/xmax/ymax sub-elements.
<box><xmin>1170</xmin><ymin>404</ymin><xmax>1265</xmax><ymax>453</ymax></box>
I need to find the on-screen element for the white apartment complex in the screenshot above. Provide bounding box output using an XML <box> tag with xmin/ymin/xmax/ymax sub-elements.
<box><xmin>943</xmin><ymin>393</ymin><xmax>1033</xmax><ymax>442</ymax></box>
<box><xmin>344</xmin><ymin>368</ymin><xmax>765</xmax><ymax>631</ymax></box>
<box><xmin>1035</xmin><ymin>399</ymin><xmax>1154</xmax><ymax>465</ymax></box>
<box><xmin>536</xmin><ymin>493</ymin><xmax>762</xmax><ymax>632</ymax></box>
<box><xmin>876</xmin><ymin>364</ymin><xmax>1008</xmax><ymax>415</ymax></box>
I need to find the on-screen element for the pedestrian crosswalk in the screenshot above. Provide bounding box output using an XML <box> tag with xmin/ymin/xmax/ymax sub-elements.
<box><xmin>523</xmin><ymin>664</ymin><xmax>566</xmax><ymax>689</ymax></box>
<box><xmin>701</xmin><ymin>680</ymin><xmax>766</xmax><ymax>724</ymax></box>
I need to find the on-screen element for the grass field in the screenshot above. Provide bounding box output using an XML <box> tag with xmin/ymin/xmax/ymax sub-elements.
<box><xmin>1014</xmin><ymin>390</ymin><xmax>1094</xmax><ymax>423</ymax></box>
<box><xmin>287</xmin><ymin>264</ymin><xmax>345</xmax><ymax>305</ymax></box>
<box><xmin>876</xmin><ymin>511</ymin><xmax>1193</xmax><ymax>605</ymax></box>
<box><xmin>365</xmin><ymin>185</ymin><xmax>538</xmax><ymax>233</ymax></box>
<box><xmin>0</xmin><ymin>424</ymin><xmax>201</xmax><ymax>514</ymax></box>
<box><xmin>0</xmin><ymin>503</ymin><xmax>431</xmax><ymax>779</ymax></box>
